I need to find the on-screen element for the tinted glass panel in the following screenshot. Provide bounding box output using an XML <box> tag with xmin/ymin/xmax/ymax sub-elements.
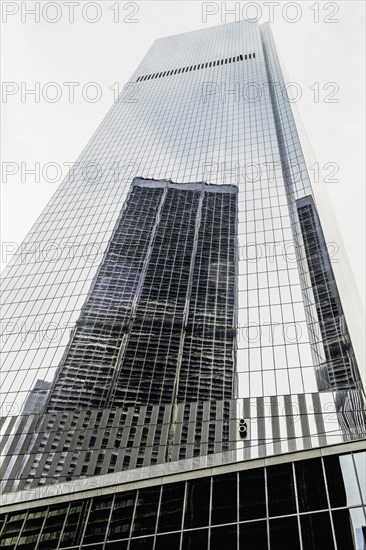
<box><xmin>184</xmin><ymin>478</ymin><xmax>210</xmax><ymax>529</ymax></box>
<box><xmin>182</xmin><ymin>528</ymin><xmax>208</xmax><ymax>550</ymax></box>
<box><xmin>38</xmin><ymin>505</ymin><xmax>68</xmax><ymax>548</ymax></box>
<box><xmin>240</xmin><ymin>520</ymin><xmax>268</xmax><ymax>550</ymax></box>
<box><xmin>300</xmin><ymin>512</ymin><xmax>335</xmax><ymax>550</ymax></box>
<box><xmin>270</xmin><ymin>516</ymin><xmax>300</xmax><ymax>550</ymax></box>
<box><xmin>60</xmin><ymin>502</ymin><xmax>88</xmax><ymax>547</ymax></box>
<box><xmin>353</xmin><ymin>452</ymin><xmax>366</xmax><ymax>503</ymax></box>
<box><xmin>83</xmin><ymin>495</ymin><xmax>113</xmax><ymax>544</ymax></box>
<box><xmin>211</xmin><ymin>473</ymin><xmax>237</xmax><ymax>525</ymax></box>
<box><xmin>210</xmin><ymin>525</ymin><xmax>237</xmax><ymax>550</ymax></box>
<box><xmin>155</xmin><ymin>533</ymin><xmax>181</xmax><ymax>549</ymax></box>
<box><xmin>239</xmin><ymin>468</ymin><xmax>266</xmax><ymax>520</ymax></box>
<box><xmin>157</xmin><ymin>482</ymin><xmax>184</xmax><ymax>533</ymax></box>
<box><xmin>324</xmin><ymin>454</ymin><xmax>362</xmax><ymax>507</ymax></box>
<box><xmin>332</xmin><ymin>508</ymin><xmax>359</xmax><ymax>550</ymax></box>
<box><xmin>295</xmin><ymin>458</ymin><xmax>327</xmax><ymax>512</ymax></box>
<box><xmin>129</xmin><ymin>537</ymin><xmax>154</xmax><ymax>550</ymax></box>
<box><xmin>132</xmin><ymin>487</ymin><xmax>160</xmax><ymax>537</ymax></box>
<box><xmin>267</xmin><ymin>463</ymin><xmax>296</xmax><ymax>516</ymax></box>
<box><xmin>108</xmin><ymin>491</ymin><xmax>136</xmax><ymax>541</ymax></box>
<box><xmin>105</xmin><ymin>542</ymin><xmax>128</xmax><ymax>550</ymax></box>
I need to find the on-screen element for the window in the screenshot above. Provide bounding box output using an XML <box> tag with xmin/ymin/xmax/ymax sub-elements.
<box><xmin>184</xmin><ymin>478</ymin><xmax>210</xmax><ymax>529</ymax></box>
<box><xmin>295</xmin><ymin>458</ymin><xmax>327</xmax><ymax>512</ymax></box>
<box><xmin>239</xmin><ymin>468</ymin><xmax>266</xmax><ymax>520</ymax></box>
<box><xmin>300</xmin><ymin>512</ymin><xmax>335</xmax><ymax>550</ymax></box>
<box><xmin>270</xmin><ymin>517</ymin><xmax>300</xmax><ymax>550</ymax></box>
<box><xmin>157</xmin><ymin>482</ymin><xmax>184</xmax><ymax>533</ymax></box>
<box><xmin>211</xmin><ymin>473</ymin><xmax>237</xmax><ymax>525</ymax></box>
<box><xmin>267</xmin><ymin>463</ymin><xmax>296</xmax><ymax>516</ymax></box>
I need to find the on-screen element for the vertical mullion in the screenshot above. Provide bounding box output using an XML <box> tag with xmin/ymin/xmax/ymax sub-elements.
<box><xmin>127</xmin><ymin>487</ymin><xmax>139</xmax><ymax>549</ymax></box>
<box><xmin>292</xmin><ymin>461</ymin><xmax>304</xmax><ymax>550</ymax></box>
<box><xmin>320</xmin><ymin>456</ymin><xmax>339</xmax><ymax>550</ymax></box>
<box><xmin>264</xmin><ymin>466</ymin><xmax>270</xmax><ymax>550</ymax></box>
<box><xmin>152</xmin><ymin>484</ymin><xmax>162</xmax><ymax>550</ymax></box>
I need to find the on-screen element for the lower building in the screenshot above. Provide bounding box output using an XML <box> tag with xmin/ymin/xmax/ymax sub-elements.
<box><xmin>0</xmin><ymin>440</ymin><xmax>365</xmax><ymax>549</ymax></box>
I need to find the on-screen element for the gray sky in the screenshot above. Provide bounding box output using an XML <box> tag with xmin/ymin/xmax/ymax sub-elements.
<box><xmin>1</xmin><ymin>0</ymin><xmax>365</xmax><ymax>305</ymax></box>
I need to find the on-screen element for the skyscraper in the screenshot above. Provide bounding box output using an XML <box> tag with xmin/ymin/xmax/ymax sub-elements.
<box><xmin>0</xmin><ymin>19</ymin><xmax>365</xmax><ymax>549</ymax></box>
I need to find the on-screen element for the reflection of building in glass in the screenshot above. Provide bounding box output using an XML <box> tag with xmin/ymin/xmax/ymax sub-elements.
<box><xmin>46</xmin><ymin>179</ymin><xmax>237</xmax><ymax>411</ymax></box>
<box><xmin>21</xmin><ymin>379</ymin><xmax>51</xmax><ymax>415</ymax></box>
<box><xmin>0</xmin><ymin>19</ymin><xmax>365</xmax><ymax>549</ymax></box>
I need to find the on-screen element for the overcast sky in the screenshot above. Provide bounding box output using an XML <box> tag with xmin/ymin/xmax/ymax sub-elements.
<box><xmin>1</xmin><ymin>0</ymin><xmax>365</xmax><ymax>305</ymax></box>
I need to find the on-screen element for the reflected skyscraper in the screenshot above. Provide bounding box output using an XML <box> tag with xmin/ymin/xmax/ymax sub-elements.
<box><xmin>0</xmin><ymin>20</ymin><xmax>365</xmax><ymax>549</ymax></box>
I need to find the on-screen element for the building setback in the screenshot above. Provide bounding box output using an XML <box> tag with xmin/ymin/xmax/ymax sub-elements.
<box><xmin>0</xmin><ymin>20</ymin><xmax>365</xmax><ymax>549</ymax></box>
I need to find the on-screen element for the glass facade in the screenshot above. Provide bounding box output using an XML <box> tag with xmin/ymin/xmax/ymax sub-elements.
<box><xmin>3</xmin><ymin>20</ymin><xmax>364</xmax><ymax>418</ymax></box>
<box><xmin>46</xmin><ymin>178</ymin><xmax>237</xmax><ymax>411</ymax></box>
<box><xmin>0</xmin><ymin>17</ymin><xmax>365</xmax><ymax>547</ymax></box>
<box><xmin>0</xmin><ymin>446</ymin><xmax>365</xmax><ymax>549</ymax></box>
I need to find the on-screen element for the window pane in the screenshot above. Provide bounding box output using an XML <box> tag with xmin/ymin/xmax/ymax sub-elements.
<box><xmin>132</xmin><ymin>487</ymin><xmax>160</xmax><ymax>537</ymax></box>
<box><xmin>239</xmin><ymin>468</ymin><xmax>266</xmax><ymax>520</ymax></box>
<box><xmin>83</xmin><ymin>495</ymin><xmax>113</xmax><ymax>544</ymax></box>
<box><xmin>211</xmin><ymin>473</ymin><xmax>237</xmax><ymax>525</ymax></box>
<box><xmin>107</xmin><ymin>491</ymin><xmax>136</xmax><ymax>541</ymax></box>
<box><xmin>210</xmin><ymin>525</ymin><xmax>237</xmax><ymax>550</ymax></box>
<box><xmin>181</xmin><ymin>528</ymin><xmax>208</xmax><ymax>550</ymax></box>
<box><xmin>353</xmin><ymin>452</ymin><xmax>366</xmax><ymax>503</ymax></box>
<box><xmin>324</xmin><ymin>454</ymin><xmax>362</xmax><ymax>507</ymax></box>
<box><xmin>267</xmin><ymin>463</ymin><xmax>296</xmax><ymax>516</ymax></box>
<box><xmin>129</xmin><ymin>537</ymin><xmax>154</xmax><ymax>550</ymax></box>
<box><xmin>300</xmin><ymin>512</ymin><xmax>335</xmax><ymax>550</ymax></box>
<box><xmin>295</xmin><ymin>458</ymin><xmax>327</xmax><ymax>512</ymax></box>
<box><xmin>155</xmin><ymin>533</ymin><xmax>181</xmax><ymax>549</ymax></box>
<box><xmin>105</xmin><ymin>542</ymin><xmax>128</xmax><ymax>550</ymax></box>
<box><xmin>60</xmin><ymin>501</ymin><xmax>88</xmax><ymax>547</ymax></box>
<box><xmin>38</xmin><ymin>504</ymin><xmax>68</xmax><ymax>548</ymax></box>
<box><xmin>332</xmin><ymin>508</ymin><xmax>366</xmax><ymax>550</ymax></box>
<box><xmin>157</xmin><ymin>482</ymin><xmax>184</xmax><ymax>533</ymax></box>
<box><xmin>184</xmin><ymin>478</ymin><xmax>210</xmax><ymax>529</ymax></box>
<box><xmin>240</xmin><ymin>520</ymin><xmax>268</xmax><ymax>550</ymax></box>
<box><xmin>270</xmin><ymin>517</ymin><xmax>300</xmax><ymax>550</ymax></box>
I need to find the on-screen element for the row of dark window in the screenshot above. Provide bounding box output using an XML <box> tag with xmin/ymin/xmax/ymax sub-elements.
<box><xmin>0</xmin><ymin>451</ymin><xmax>364</xmax><ymax>549</ymax></box>
<box><xmin>136</xmin><ymin>53</ymin><xmax>256</xmax><ymax>82</ymax></box>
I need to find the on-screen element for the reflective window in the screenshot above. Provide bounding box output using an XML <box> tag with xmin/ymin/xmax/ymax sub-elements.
<box><xmin>324</xmin><ymin>454</ymin><xmax>362</xmax><ymax>507</ymax></box>
<box><xmin>353</xmin><ymin>452</ymin><xmax>366</xmax><ymax>503</ymax></box>
<box><xmin>300</xmin><ymin>512</ymin><xmax>335</xmax><ymax>550</ymax></box>
<box><xmin>210</xmin><ymin>525</ymin><xmax>237</xmax><ymax>550</ymax></box>
<box><xmin>132</xmin><ymin>487</ymin><xmax>160</xmax><ymax>536</ymax></box>
<box><xmin>295</xmin><ymin>458</ymin><xmax>327</xmax><ymax>512</ymax></box>
<box><xmin>332</xmin><ymin>507</ymin><xmax>366</xmax><ymax>550</ymax></box>
<box><xmin>270</xmin><ymin>516</ymin><xmax>300</xmax><ymax>550</ymax></box>
<box><xmin>107</xmin><ymin>491</ymin><xmax>136</xmax><ymax>541</ymax></box>
<box><xmin>129</xmin><ymin>537</ymin><xmax>154</xmax><ymax>549</ymax></box>
<box><xmin>157</xmin><ymin>482</ymin><xmax>184</xmax><ymax>533</ymax></box>
<box><xmin>105</xmin><ymin>542</ymin><xmax>128</xmax><ymax>550</ymax></box>
<box><xmin>267</xmin><ymin>463</ymin><xmax>296</xmax><ymax>516</ymax></box>
<box><xmin>83</xmin><ymin>495</ymin><xmax>113</xmax><ymax>544</ymax></box>
<box><xmin>211</xmin><ymin>473</ymin><xmax>237</xmax><ymax>525</ymax></box>
<box><xmin>38</xmin><ymin>504</ymin><xmax>68</xmax><ymax>548</ymax></box>
<box><xmin>60</xmin><ymin>501</ymin><xmax>88</xmax><ymax>547</ymax></box>
<box><xmin>239</xmin><ymin>468</ymin><xmax>266</xmax><ymax>520</ymax></box>
<box><xmin>155</xmin><ymin>533</ymin><xmax>181</xmax><ymax>549</ymax></box>
<box><xmin>240</xmin><ymin>520</ymin><xmax>268</xmax><ymax>550</ymax></box>
<box><xmin>184</xmin><ymin>478</ymin><xmax>210</xmax><ymax>529</ymax></box>
<box><xmin>181</xmin><ymin>528</ymin><xmax>208</xmax><ymax>549</ymax></box>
